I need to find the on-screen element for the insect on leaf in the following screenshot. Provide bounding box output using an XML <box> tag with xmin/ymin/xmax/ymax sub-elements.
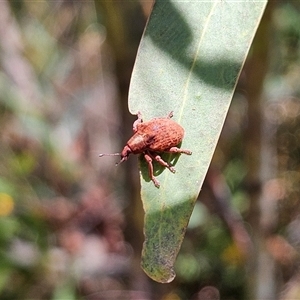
<box><xmin>128</xmin><ymin>0</ymin><xmax>267</xmax><ymax>283</ymax></box>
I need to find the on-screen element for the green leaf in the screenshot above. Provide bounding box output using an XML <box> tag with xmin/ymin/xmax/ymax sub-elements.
<box><xmin>128</xmin><ymin>0</ymin><xmax>267</xmax><ymax>283</ymax></box>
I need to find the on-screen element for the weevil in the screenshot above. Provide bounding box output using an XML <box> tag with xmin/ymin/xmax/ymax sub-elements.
<box><xmin>99</xmin><ymin>111</ymin><xmax>192</xmax><ymax>188</ymax></box>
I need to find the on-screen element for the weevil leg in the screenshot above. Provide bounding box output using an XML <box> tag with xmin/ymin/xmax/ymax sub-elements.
<box><xmin>167</xmin><ymin>111</ymin><xmax>174</xmax><ymax>119</ymax></box>
<box><xmin>166</xmin><ymin>147</ymin><xmax>192</xmax><ymax>155</ymax></box>
<box><xmin>144</xmin><ymin>152</ymin><xmax>160</xmax><ymax>188</ymax></box>
<box><xmin>133</xmin><ymin>111</ymin><xmax>143</xmax><ymax>133</ymax></box>
<box><xmin>148</xmin><ymin>152</ymin><xmax>176</xmax><ymax>173</ymax></box>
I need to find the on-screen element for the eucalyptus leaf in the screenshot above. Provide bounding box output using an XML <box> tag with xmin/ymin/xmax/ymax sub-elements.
<box><xmin>129</xmin><ymin>0</ymin><xmax>267</xmax><ymax>283</ymax></box>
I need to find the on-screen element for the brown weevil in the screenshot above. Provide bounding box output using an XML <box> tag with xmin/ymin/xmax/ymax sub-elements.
<box><xmin>99</xmin><ymin>111</ymin><xmax>192</xmax><ymax>188</ymax></box>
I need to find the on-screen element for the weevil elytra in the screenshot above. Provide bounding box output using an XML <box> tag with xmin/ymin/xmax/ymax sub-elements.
<box><xmin>99</xmin><ymin>111</ymin><xmax>192</xmax><ymax>188</ymax></box>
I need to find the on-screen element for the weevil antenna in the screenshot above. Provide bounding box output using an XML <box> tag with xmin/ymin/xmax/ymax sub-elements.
<box><xmin>115</xmin><ymin>157</ymin><xmax>127</xmax><ymax>166</ymax></box>
<box><xmin>99</xmin><ymin>153</ymin><xmax>120</xmax><ymax>157</ymax></box>
<box><xmin>99</xmin><ymin>152</ymin><xmax>126</xmax><ymax>167</ymax></box>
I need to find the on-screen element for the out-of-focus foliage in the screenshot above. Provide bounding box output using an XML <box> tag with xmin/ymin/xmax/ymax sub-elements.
<box><xmin>1</xmin><ymin>1</ymin><xmax>300</xmax><ymax>299</ymax></box>
<box><xmin>0</xmin><ymin>1</ymin><xmax>127</xmax><ymax>299</ymax></box>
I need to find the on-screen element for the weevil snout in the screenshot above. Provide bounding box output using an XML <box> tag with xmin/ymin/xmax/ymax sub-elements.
<box><xmin>118</xmin><ymin>145</ymin><xmax>132</xmax><ymax>165</ymax></box>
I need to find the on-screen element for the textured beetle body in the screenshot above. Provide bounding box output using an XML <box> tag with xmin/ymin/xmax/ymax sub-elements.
<box><xmin>128</xmin><ymin>118</ymin><xmax>184</xmax><ymax>153</ymax></box>
<box><xmin>99</xmin><ymin>111</ymin><xmax>192</xmax><ymax>188</ymax></box>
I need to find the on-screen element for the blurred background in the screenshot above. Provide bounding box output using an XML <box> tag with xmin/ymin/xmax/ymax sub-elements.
<box><xmin>0</xmin><ymin>1</ymin><xmax>300</xmax><ymax>299</ymax></box>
